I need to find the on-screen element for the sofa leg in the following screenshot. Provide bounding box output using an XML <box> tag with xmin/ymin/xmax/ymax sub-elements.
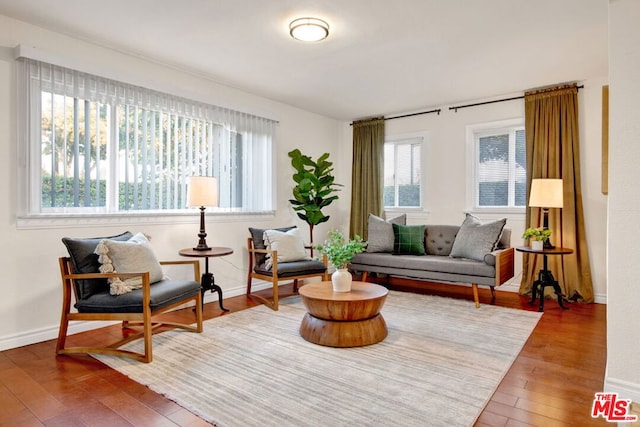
<box><xmin>361</xmin><ymin>271</ymin><xmax>368</xmax><ymax>282</ymax></box>
<box><xmin>472</xmin><ymin>284</ymin><xmax>480</xmax><ymax>308</ymax></box>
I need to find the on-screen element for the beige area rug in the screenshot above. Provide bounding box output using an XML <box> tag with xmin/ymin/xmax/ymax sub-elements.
<box><xmin>94</xmin><ymin>291</ymin><xmax>541</xmax><ymax>427</ymax></box>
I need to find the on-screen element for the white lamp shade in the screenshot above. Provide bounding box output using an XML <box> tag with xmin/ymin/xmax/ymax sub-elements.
<box><xmin>187</xmin><ymin>176</ymin><xmax>218</xmax><ymax>207</ymax></box>
<box><xmin>529</xmin><ymin>178</ymin><xmax>563</xmax><ymax>208</ymax></box>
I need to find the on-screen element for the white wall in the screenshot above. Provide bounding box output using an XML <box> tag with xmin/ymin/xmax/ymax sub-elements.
<box><xmin>339</xmin><ymin>82</ymin><xmax>608</xmax><ymax>300</ymax></box>
<box><xmin>0</xmin><ymin>15</ymin><xmax>346</xmax><ymax>349</ymax></box>
<box><xmin>605</xmin><ymin>0</ymin><xmax>640</xmax><ymax>403</ymax></box>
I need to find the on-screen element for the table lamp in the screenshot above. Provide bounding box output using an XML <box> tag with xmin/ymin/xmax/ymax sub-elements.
<box><xmin>528</xmin><ymin>178</ymin><xmax>563</xmax><ymax>249</ymax></box>
<box><xmin>187</xmin><ymin>176</ymin><xmax>218</xmax><ymax>251</ymax></box>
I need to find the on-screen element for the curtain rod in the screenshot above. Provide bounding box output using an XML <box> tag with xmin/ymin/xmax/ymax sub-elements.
<box><xmin>449</xmin><ymin>85</ymin><xmax>584</xmax><ymax>112</ymax></box>
<box><xmin>350</xmin><ymin>108</ymin><xmax>441</xmax><ymax>126</ymax></box>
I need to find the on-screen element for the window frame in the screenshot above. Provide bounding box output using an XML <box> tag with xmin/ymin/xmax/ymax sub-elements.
<box><xmin>465</xmin><ymin>118</ymin><xmax>526</xmax><ymax>216</ymax></box>
<box><xmin>16</xmin><ymin>53</ymin><xmax>277</xmax><ymax>229</ymax></box>
<box><xmin>383</xmin><ymin>132</ymin><xmax>427</xmax><ymax>212</ymax></box>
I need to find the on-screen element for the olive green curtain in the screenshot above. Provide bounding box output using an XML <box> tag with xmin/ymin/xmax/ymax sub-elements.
<box><xmin>520</xmin><ymin>83</ymin><xmax>594</xmax><ymax>303</ymax></box>
<box><xmin>349</xmin><ymin>117</ymin><xmax>385</xmax><ymax>240</ymax></box>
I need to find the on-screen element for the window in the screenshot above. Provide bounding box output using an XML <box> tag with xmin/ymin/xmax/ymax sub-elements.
<box><xmin>469</xmin><ymin>121</ymin><xmax>526</xmax><ymax>209</ymax></box>
<box><xmin>384</xmin><ymin>137</ymin><xmax>422</xmax><ymax>208</ymax></box>
<box><xmin>18</xmin><ymin>58</ymin><xmax>275</xmax><ymax>217</ymax></box>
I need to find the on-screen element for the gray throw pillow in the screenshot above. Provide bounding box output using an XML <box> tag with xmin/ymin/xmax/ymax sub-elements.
<box><xmin>449</xmin><ymin>213</ymin><xmax>507</xmax><ymax>262</ymax></box>
<box><xmin>366</xmin><ymin>213</ymin><xmax>407</xmax><ymax>252</ymax></box>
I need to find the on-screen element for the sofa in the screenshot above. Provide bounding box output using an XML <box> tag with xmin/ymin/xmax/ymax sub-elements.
<box><xmin>349</xmin><ymin>214</ymin><xmax>515</xmax><ymax>308</ymax></box>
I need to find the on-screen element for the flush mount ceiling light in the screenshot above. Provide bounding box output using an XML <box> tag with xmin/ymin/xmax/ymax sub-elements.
<box><xmin>289</xmin><ymin>17</ymin><xmax>329</xmax><ymax>42</ymax></box>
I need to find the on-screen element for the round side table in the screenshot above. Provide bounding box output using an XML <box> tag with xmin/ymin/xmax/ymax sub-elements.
<box><xmin>516</xmin><ymin>246</ymin><xmax>573</xmax><ymax>312</ymax></box>
<box><xmin>179</xmin><ymin>247</ymin><xmax>233</xmax><ymax>311</ymax></box>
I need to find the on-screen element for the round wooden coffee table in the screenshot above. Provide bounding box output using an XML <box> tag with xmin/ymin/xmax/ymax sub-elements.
<box><xmin>298</xmin><ymin>281</ymin><xmax>388</xmax><ymax>347</ymax></box>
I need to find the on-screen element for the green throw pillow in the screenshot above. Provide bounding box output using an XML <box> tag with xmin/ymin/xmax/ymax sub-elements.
<box><xmin>392</xmin><ymin>224</ymin><xmax>426</xmax><ymax>255</ymax></box>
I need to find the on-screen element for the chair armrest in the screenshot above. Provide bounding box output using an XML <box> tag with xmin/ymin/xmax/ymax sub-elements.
<box><xmin>495</xmin><ymin>247</ymin><xmax>515</xmax><ymax>286</ymax></box>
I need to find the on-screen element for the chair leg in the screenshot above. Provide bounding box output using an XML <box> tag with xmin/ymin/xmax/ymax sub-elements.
<box><xmin>271</xmin><ymin>277</ymin><xmax>279</xmax><ymax>311</ymax></box>
<box><xmin>194</xmin><ymin>291</ymin><xmax>203</xmax><ymax>332</ymax></box>
<box><xmin>293</xmin><ymin>279</ymin><xmax>299</xmax><ymax>293</ymax></box>
<box><xmin>142</xmin><ymin>306</ymin><xmax>153</xmax><ymax>363</ymax></box>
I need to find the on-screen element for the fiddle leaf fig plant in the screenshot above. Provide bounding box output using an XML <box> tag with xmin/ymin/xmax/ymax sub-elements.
<box><xmin>288</xmin><ymin>149</ymin><xmax>342</xmax><ymax>252</ymax></box>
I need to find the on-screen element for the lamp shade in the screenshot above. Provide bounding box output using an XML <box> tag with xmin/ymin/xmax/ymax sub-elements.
<box><xmin>529</xmin><ymin>178</ymin><xmax>563</xmax><ymax>208</ymax></box>
<box><xmin>187</xmin><ymin>176</ymin><xmax>218</xmax><ymax>207</ymax></box>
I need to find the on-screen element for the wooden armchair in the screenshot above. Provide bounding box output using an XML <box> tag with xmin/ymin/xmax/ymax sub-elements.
<box><xmin>57</xmin><ymin>232</ymin><xmax>203</xmax><ymax>363</ymax></box>
<box><xmin>246</xmin><ymin>227</ymin><xmax>328</xmax><ymax>311</ymax></box>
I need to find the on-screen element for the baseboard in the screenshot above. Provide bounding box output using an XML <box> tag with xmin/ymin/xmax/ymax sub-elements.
<box><xmin>605</xmin><ymin>376</ymin><xmax>640</xmax><ymax>404</ymax></box>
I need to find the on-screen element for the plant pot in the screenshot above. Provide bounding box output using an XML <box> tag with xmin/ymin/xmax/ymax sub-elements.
<box><xmin>531</xmin><ymin>240</ymin><xmax>544</xmax><ymax>251</ymax></box>
<box><xmin>331</xmin><ymin>268</ymin><xmax>352</xmax><ymax>292</ymax></box>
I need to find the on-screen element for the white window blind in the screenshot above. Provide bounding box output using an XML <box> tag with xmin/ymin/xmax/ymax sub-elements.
<box><xmin>18</xmin><ymin>58</ymin><xmax>275</xmax><ymax>216</ymax></box>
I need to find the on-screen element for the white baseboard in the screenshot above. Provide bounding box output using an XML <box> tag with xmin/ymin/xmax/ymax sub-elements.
<box><xmin>605</xmin><ymin>376</ymin><xmax>640</xmax><ymax>404</ymax></box>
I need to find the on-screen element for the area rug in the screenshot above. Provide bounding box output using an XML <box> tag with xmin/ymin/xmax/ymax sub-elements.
<box><xmin>94</xmin><ymin>291</ymin><xmax>541</xmax><ymax>427</ymax></box>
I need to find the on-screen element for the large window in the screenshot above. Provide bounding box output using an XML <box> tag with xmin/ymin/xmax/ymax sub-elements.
<box><xmin>19</xmin><ymin>57</ymin><xmax>275</xmax><ymax>217</ymax></box>
<box><xmin>469</xmin><ymin>121</ymin><xmax>526</xmax><ymax>209</ymax></box>
<box><xmin>384</xmin><ymin>137</ymin><xmax>422</xmax><ymax>208</ymax></box>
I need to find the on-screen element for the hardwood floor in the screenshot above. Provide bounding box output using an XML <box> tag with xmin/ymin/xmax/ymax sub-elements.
<box><xmin>0</xmin><ymin>283</ymin><xmax>607</xmax><ymax>426</ymax></box>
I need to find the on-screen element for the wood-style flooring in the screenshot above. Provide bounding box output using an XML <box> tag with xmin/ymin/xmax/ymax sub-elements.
<box><xmin>0</xmin><ymin>282</ymin><xmax>607</xmax><ymax>426</ymax></box>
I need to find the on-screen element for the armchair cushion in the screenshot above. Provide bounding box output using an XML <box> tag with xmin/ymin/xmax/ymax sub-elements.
<box><xmin>74</xmin><ymin>278</ymin><xmax>201</xmax><ymax>313</ymax></box>
<box><xmin>249</xmin><ymin>226</ymin><xmax>296</xmax><ymax>265</ymax></box>
<box><xmin>95</xmin><ymin>232</ymin><xmax>165</xmax><ymax>295</ymax></box>
<box><xmin>253</xmin><ymin>259</ymin><xmax>326</xmax><ymax>278</ymax></box>
<box><xmin>263</xmin><ymin>228</ymin><xmax>309</xmax><ymax>270</ymax></box>
<box><xmin>62</xmin><ymin>231</ymin><xmax>133</xmax><ymax>300</ymax></box>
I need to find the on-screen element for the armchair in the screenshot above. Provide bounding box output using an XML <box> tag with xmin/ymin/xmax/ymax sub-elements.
<box><xmin>246</xmin><ymin>227</ymin><xmax>327</xmax><ymax>311</ymax></box>
<box><xmin>57</xmin><ymin>232</ymin><xmax>203</xmax><ymax>363</ymax></box>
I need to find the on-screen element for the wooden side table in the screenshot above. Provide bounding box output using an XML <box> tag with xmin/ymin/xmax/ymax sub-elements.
<box><xmin>516</xmin><ymin>246</ymin><xmax>573</xmax><ymax>312</ymax></box>
<box><xmin>179</xmin><ymin>247</ymin><xmax>233</xmax><ymax>312</ymax></box>
<box><xmin>298</xmin><ymin>281</ymin><xmax>388</xmax><ymax>347</ymax></box>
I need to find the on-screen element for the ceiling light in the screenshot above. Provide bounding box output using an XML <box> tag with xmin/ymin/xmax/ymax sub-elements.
<box><xmin>289</xmin><ymin>17</ymin><xmax>329</xmax><ymax>42</ymax></box>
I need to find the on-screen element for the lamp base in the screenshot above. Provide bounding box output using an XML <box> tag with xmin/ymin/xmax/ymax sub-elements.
<box><xmin>193</xmin><ymin>245</ymin><xmax>212</xmax><ymax>251</ymax></box>
<box><xmin>543</xmin><ymin>240</ymin><xmax>555</xmax><ymax>250</ymax></box>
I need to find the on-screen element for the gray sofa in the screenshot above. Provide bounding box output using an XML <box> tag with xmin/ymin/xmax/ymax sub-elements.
<box><xmin>349</xmin><ymin>217</ymin><xmax>515</xmax><ymax>308</ymax></box>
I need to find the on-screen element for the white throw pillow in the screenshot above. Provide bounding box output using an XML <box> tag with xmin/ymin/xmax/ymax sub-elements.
<box><xmin>263</xmin><ymin>228</ymin><xmax>309</xmax><ymax>270</ymax></box>
<box><xmin>95</xmin><ymin>232</ymin><xmax>164</xmax><ymax>295</ymax></box>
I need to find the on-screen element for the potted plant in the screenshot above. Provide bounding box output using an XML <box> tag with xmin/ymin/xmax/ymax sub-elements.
<box><xmin>316</xmin><ymin>230</ymin><xmax>367</xmax><ymax>292</ymax></box>
<box><xmin>288</xmin><ymin>149</ymin><xmax>342</xmax><ymax>256</ymax></box>
<box><xmin>522</xmin><ymin>227</ymin><xmax>552</xmax><ymax>250</ymax></box>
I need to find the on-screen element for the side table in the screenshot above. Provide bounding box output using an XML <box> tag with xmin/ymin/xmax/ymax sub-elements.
<box><xmin>516</xmin><ymin>246</ymin><xmax>573</xmax><ymax>312</ymax></box>
<box><xmin>179</xmin><ymin>247</ymin><xmax>233</xmax><ymax>312</ymax></box>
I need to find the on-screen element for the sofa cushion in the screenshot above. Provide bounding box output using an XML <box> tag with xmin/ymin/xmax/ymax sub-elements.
<box><xmin>392</xmin><ymin>224</ymin><xmax>426</xmax><ymax>255</ymax></box>
<box><xmin>351</xmin><ymin>252</ymin><xmax>495</xmax><ymax>278</ymax></box>
<box><xmin>366</xmin><ymin>213</ymin><xmax>407</xmax><ymax>252</ymax></box>
<box><xmin>62</xmin><ymin>231</ymin><xmax>133</xmax><ymax>300</ymax></box>
<box><xmin>450</xmin><ymin>214</ymin><xmax>506</xmax><ymax>262</ymax></box>
<box><xmin>425</xmin><ymin>225</ymin><xmax>459</xmax><ymax>256</ymax></box>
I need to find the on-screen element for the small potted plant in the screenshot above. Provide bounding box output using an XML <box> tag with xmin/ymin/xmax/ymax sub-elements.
<box><xmin>522</xmin><ymin>227</ymin><xmax>552</xmax><ymax>251</ymax></box>
<box><xmin>316</xmin><ymin>230</ymin><xmax>367</xmax><ymax>292</ymax></box>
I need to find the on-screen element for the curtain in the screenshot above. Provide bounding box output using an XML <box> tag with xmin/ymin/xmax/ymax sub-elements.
<box><xmin>520</xmin><ymin>83</ymin><xmax>594</xmax><ymax>303</ymax></box>
<box><xmin>349</xmin><ymin>117</ymin><xmax>385</xmax><ymax>240</ymax></box>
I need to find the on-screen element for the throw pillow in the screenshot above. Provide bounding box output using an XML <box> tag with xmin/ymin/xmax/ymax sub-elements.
<box><xmin>95</xmin><ymin>232</ymin><xmax>165</xmax><ymax>295</ymax></box>
<box><xmin>366</xmin><ymin>213</ymin><xmax>407</xmax><ymax>252</ymax></box>
<box><xmin>62</xmin><ymin>231</ymin><xmax>133</xmax><ymax>300</ymax></box>
<box><xmin>392</xmin><ymin>223</ymin><xmax>426</xmax><ymax>255</ymax></box>
<box><xmin>263</xmin><ymin>227</ymin><xmax>309</xmax><ymax>270</ymax></box>
<box><xmin>449</xmin><ymin>213</ymin><xmax>507</xmax><ymax>262</ymax></box>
